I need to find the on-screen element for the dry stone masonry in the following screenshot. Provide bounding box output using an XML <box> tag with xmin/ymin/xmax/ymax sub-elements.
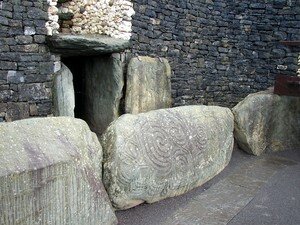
<box><xmin>47</xmin><ymin>0</ymin><xmax>135</xmax><ymax>40</ymax></box>
<box><xmin>1</xmin><ymin>0</ymin><xmax>300</xmax><ymax>121</ymax></box>
<box><xmin>0</xmin><ymin>0</ymin><xmax>60</xmax><ymax>122</ymax></box>
<box><xmin>131</xmin><ymin>0</ymin><xmax>300</xmax><ymax>107</ymax></box>
<box><xmin>0</xmin><ymin>117</ymin><xmax>117</xmax><ymax>225</ymax></box>
<box><xmin>101</xmin><ymin>106</ymin><xmax>234</xmax><ymax>210</ymax></box>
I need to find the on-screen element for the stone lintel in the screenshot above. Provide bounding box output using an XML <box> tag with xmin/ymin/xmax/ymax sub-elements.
<box><xmin>47</xmin><ymin>34</ymin><xmax>130</xmax><ymax>56</ymax></box>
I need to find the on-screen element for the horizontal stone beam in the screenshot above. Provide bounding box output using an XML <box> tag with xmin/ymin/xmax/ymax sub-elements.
<box><xmin>47</xmin><ymin>34</ymin><xmax>130</xmax><ymax>56</ymax></box>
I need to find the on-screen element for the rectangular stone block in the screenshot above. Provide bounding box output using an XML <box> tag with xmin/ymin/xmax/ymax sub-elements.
<box><xmin>0</xmin><ymin>61</ymin><xmax>17</xmax><ymax>70</ymax></box>
<box><xmin>0</xmin><ymin>90</ymin><xmax>17</xmax><ymax>102</ymax></box>
<box><xmin>0</xmin><ymin>117</ymin><xmax>117</xmax><ymax>225</ymax></box>
<box><xmin>18</xmin><ymin>83</ymin><xmax>51</xmax><ymax>101</ymax></box>
<box><xmin>6</xmin><ymin>102</ymin><xmax>30</xmax><ymax>122</ymax></box>
<box><xmin>7</xmin><ymin>70</ymin><xmax>25</xmax><ymax>84</ymax></box>
<box><xmin>125</xmin><ymin>56</ymin><xmax>172</xmax><ymax>114</ymax></box>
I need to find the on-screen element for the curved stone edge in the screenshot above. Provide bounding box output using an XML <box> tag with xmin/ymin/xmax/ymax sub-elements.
<box><xmin>53</xmin><ymin>63</ymin><xmax>75</xmax><ymax>117</ymax></box>
<box><xmin>232</xmin><ymin>90</ymin><xmax>274</xmax><ymax>156</ymax></box>
<box><xmin>101</xmin><ymin>105</ymin><xmax>234</xmax><ymax>210</ymax></box>
<box><xmin>232</xmin><ymin>89</ymin><xmax>300</xmax><ymax>156</ymax></box>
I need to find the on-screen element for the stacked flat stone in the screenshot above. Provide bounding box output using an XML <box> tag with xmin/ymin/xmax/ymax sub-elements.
<box><xmin>0</xmin><ymin>0</ymin><xmax>61</xmax><ymax>122</ymax></box>
<box><xmin>131</xmin><ymin>0</ymin><xmax>300</xmax><ymax>107</ymax></box>
<box><xmin>56</xmin><ymin>0</ymin><xmax>134</xmax><ymax>40</ymax></box>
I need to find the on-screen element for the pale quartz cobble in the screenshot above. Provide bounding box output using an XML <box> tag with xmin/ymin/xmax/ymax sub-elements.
<box><xmin>46</xmin><ymin>0</ymin><xmax>134</xmax><ymax>40</ymax></box>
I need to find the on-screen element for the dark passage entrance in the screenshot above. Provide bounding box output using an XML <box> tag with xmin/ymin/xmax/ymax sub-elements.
<box><xmin>62</xmin><ymin>56</ymin><xmax>87</xmax><ymax>120</ymax></box>
<box><xmin>61</xmin><ymin>54</ymin><xmax>124</xmax><ymax>136</ymax></box>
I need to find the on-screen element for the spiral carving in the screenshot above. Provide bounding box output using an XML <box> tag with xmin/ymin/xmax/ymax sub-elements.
<box><xmin>116</xmin><ymin>110</ymin><xmax>208</xmax><ymax>197</ymax></box>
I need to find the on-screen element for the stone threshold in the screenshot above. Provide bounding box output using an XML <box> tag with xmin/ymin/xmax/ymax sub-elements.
<box><xmin>47</xmin><ymin>34</ymin><xmax>130</xmax><ymax>56</ymax></box>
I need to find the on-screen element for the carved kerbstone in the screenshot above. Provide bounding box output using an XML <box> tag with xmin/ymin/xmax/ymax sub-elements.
<box><xmin>0</xmin><ymin>117</ymin><xmax>117</xmax><ymax>225</ymax></box>
<box><xmin>101</xmin><ymin>106</ymin><xmax>234</xmax><ymax>210</ymax></box>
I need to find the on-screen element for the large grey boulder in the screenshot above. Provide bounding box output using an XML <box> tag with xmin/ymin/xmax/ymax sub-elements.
<box><xmin>101</xmin><ymin>106</ymin><xmax>234</xmax><ymax>210</ymax></box>
<box><xmin>233</xmin><ymin>90</ymin><xmax>300</xmax><ymax>156</ymax></box>
<box><xmin>0</xmin><ymin>117</ymin><xmax>117</xmax><ymax>225</ymax></box>
<box><xmin>53</xmin><ymin>63</ymin><xmax>75</xmax><ymax>117</ymax></box>
<box><xmin>125</xmin><ymin>56</ymin><xmax>172</xmax><ymax>114</ymax></box>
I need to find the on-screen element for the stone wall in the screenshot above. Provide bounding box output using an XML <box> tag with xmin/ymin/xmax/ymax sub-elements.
<box><xmin>130</xmin><ymin>0</ymin><xmax>300</xmax><ymax>107</ymax></box>
<box><xmin>0</xmin><ymin>0</ymin><xmax>60</xmax><ymax>122</ymax></box>
<box><xmin>1</xmin><ymin>0</ymin><xmax>299</xmax><ymax>122</ymax></box>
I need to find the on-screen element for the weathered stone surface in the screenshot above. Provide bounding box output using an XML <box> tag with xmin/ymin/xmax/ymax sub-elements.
<box><xmin>84</xmin><ymin>54</ymin><xmax>123</xmax><ymax>135</ymax></box>
<box><xmin>232</xmin><ymin>91</ymin><xmax>273</xmax><ymax>156</ymax></box>
<box><xmin>53</xmin><ymin>63</ymin><xmax>75</xmax><ymax>117</ymax></box>
<box><xmin>233</xmin><ymin>90</ymin><xmax>300</xmax><ymax>156</ymax></box>
<box><xmin>0</xmin><ymin>117</ymin><xmax>117</xmax><ymax>225</ymax></box>
<box><xmin>101</xmin><ymin>106</ymin><xmax>234</xmax><ymax>210</ymax></box>
<box><xmin>268</xmin><ymin>94</ymin><xmax>300</xmax><ymax>152</ymax></box>
<box><xmin>125</xmin><ymin>56</ymin><xmax>172</xmax><ymax>114</ymax></box>
<box><xmin>131</xmin><ymin>1</ymin><xmax>299</xmax><ymax>108</ymax></box>
<box><xmin>6</xmin><ymin>102</ymin><xmax>30</xmax><ymax>122</ymax></box>
<box><xmin>47</xmin><ymin>34</ymin><xmax>130</xmax><ymax>56</ymax></box>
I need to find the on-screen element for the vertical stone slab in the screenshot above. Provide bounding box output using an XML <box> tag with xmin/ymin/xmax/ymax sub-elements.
<box><xmin>53</xmin><ymin>63</ymin><xmax>75</xmax><ymax>117</ymax></box>
<box><xmin>84</xmin><ymin>54</ymin><xmax>123</xmax><ymax>135</ymax></box>
<box><xmin>0</xmin><ymin>117</ymin><xmax>117</xmax><ymax>225</ymax></box>
<box><xmin>125</xmin><ymin>56</ymin><xmax>172</xmax><ymax>114</ymax></box>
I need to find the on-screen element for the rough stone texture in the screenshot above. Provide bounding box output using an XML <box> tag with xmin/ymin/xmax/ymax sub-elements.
<box><xmin>53</xmin><ymin>63</ymin><xmax>75</xmax><ymax>117</ymax></box>
<box><xmin>268</xmin><ymin>94</ymin><xmax>300</xmax><ymax>152</ymax></box>
<box><xmin>47</xmin><ymin>34</ymin><xmax>130</xmax><ymax>56</ymax></box>
<box><xmin>232</xmin><ymin>91</ymin><xmax>273</xmax><ymax>156</ymax></box>
<box><xmin>1</xmin><ymin>1</ymin><xmax>299</xmax><ymax>121</ymax></box>
<box><xmin>125</xmin><ymin>56</ymin><xmax>172</xmax><ymax>114</ymax></box>
<box><xmin>0</xmin><ymin>0</ymin><xmax>60</xmax><ymax>122</ymax></box>
<box><xmin>233</xmin><ymin>90</ymin><xmax>300</xmax><ymax>156</ymax></box>
<box><xmin>55</xmin><ymin>0</ymin><xmax>135</xmax><ymax>40</ymax></box>
<box><xmin>101</xmin><ymin>106</ymin><xmax>234</xmax><ymax>210</ymax></box>
<box><xmin>131</xmin><ymin>0</ymin><xmax>300</xmax><ymax>107</ymax></box>
<box><xmin>0</xmin><ymin>117</ymin><xmax>117</xmax><ymax>225</ymax></box>
<box><xmin>84</xmin><ymin>54</ymin><xmax>124</xmax><ymax>135</ymax></box>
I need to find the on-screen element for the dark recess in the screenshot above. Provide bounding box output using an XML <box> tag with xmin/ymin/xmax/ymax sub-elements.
<box><xmin>61</xmin><ymin>56</ymin><xmax>87</xmax><ymax>120</ymax></box>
